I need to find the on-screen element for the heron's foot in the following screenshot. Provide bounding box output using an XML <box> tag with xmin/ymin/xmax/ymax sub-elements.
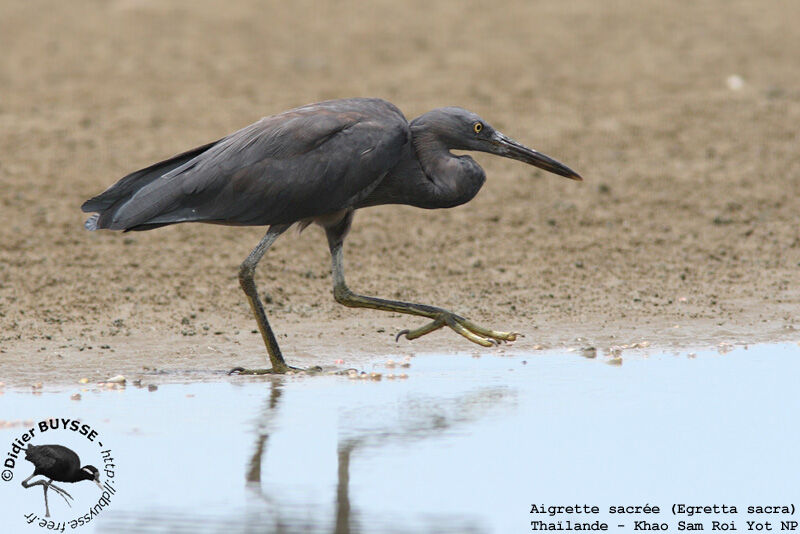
<box><xmin>228</xmin><ymin>365</ymin><xmax>321</xmax><ymax>375</ymax></box>
<box><xmin>396</xmin><ymin>312</ymin><xmax>519</xmax><ymax>347</ymax></box>
<box><xmin>47</xmin><ymin>483</ymin><xmax>73</xmax><ymax>506</ymax></box>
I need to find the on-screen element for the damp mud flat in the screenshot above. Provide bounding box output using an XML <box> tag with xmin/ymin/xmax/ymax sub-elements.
<box><xmin>1</xmin><ymin>345</ymin><xmax>798</xmax><ymax>533</ymax></box>
<box><xmin>2</xmin><ymin>0</ymin><xmax>800</xmax><ymax>385</ymax></box>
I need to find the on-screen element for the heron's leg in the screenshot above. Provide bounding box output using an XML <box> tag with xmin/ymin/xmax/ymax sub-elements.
<box><xmin>232</xmin><ymin>224</ymin><xmax>300</xmax><ymax>375</ymax></box>
<box><xmin>21</xmin><ymin>474</ymin><xmax>48</xmax><ymax>517</ymax></box>
<box><xmin>22</xmin><ymin>477</ymin><xmax>73</xmax><ymax>517</ymax></box>
<box><xmin>43</xmin><ymin>482</ymin><xmax>50</xmax><ymax>518</ymax></box>
<box><xmin>326</xmin><ymin>228</ymin><xmax>518</xmax><ymax>347</ymax></box>
<box><xmin>23</xmin><ymin>478</ymin><xmax>51</xmax><ymax>517</ymax></box>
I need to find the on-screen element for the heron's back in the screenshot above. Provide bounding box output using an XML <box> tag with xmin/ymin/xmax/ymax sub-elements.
<box><xmin>82</xmin><ymin>98</ymin><xmax>410</xmax><ymax>231</ymax></box>
<box><xmin>26</xmin><ymin>444</ymin><xmax>81</xmax><ymax>479</ymax></box>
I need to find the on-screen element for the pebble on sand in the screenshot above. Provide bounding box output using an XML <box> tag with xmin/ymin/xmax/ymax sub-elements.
<box><xmin>70</xmin><ymin>393</ymin><xmax>81</xmax><ymax>401</ymax></box>
<box><xmin>106</xmin><ymin>375</ymin><xmax>126</xmax><ymax>384</ymax></box>
<box><xmin>726</xmin><ymin>74</ymin><xmax>744</xmax><ymax>91</ymax></box>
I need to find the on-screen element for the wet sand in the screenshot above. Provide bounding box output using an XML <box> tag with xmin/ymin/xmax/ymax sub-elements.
<box><xmin>1</xmin><ymin>0</ymin><xmax>799</xmax><ymax>385</ymax></box>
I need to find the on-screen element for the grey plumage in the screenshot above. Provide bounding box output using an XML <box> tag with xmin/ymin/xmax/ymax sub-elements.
<box><xmin>84</xmin><ymin>99</ymin><xmax>408</xmax><ymax>230</ymax></box>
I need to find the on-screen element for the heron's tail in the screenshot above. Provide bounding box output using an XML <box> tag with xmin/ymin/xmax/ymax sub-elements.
<box><xmin>81</xmin><ymin>140</ymin><xmax>219</xmax><ymax>231</ymax></box>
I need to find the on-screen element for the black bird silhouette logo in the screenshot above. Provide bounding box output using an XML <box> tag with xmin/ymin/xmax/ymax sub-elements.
<box><xmin>21</xmin><ymin>444</ymin><xmax>103</xmax><ymax>518</ymax></box>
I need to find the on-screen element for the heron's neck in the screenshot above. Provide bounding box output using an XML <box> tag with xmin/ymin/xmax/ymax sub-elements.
<box><xmin>413</xmin><ymin>132</ymin><xmax>485</xmax><ymax>208</ymax></box>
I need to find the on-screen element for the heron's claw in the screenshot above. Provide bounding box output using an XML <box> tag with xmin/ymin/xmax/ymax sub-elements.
<box><xmin>459</xmin><ymin>317</ymin><xmax>519</xmax><ymax>343</ymax></box>
<box><xmin>395</xmin><ymin>329</ymin><xmax>410</xmax><ymax>342</ymax></box>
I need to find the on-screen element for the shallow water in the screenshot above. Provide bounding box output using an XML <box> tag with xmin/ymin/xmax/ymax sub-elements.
<box><xmin>1</xmin><ymin>344</ymin><xmax>798</xmax><ymax>533</ymax></box>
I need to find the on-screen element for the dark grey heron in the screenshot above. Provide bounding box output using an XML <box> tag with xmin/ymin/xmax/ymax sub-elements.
<box><xmin>22</xmin><ymin>444</ymin><xmax>102</xmax><ymax>517</ymax></box>
<box><xmin>82</xmin><ymin>98</ymin><xmax>581</xmax><ymax>374</ymax></box>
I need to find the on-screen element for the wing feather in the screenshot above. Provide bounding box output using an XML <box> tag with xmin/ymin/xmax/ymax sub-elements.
<box><xmin>85</xmin><ymin>98</ymin><xmax>409</xmax><ymax>231</ymax></box>
<box><xmin>26</xmin><ymin>445</ymin><xmax>80</xmax><ymax>471</ymax></box>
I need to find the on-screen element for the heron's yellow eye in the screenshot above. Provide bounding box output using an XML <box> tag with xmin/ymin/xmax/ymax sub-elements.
<box><xmin>473</xmin><ymin>122</ymin><xmax>483</xmax><ymax>134</ymax></box>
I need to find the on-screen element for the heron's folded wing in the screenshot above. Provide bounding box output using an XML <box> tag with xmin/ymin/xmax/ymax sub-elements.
<box><xmin>81</xmin><ymin>141</ymin><xmax>220</xmax><ymax>214</ymax></box>
<box><xmin>26</xmin><ymin>445</ymin><xmax>79</xmax><ymax>470</ymax></box>
<box><xmin>88</xmin><ymin>99</ymin><xmax>409</xmax><ymax>231</ymax></box>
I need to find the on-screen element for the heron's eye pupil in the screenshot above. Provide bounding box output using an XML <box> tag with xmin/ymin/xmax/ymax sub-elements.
<box><xmin>473</xmin><ymin>122</ymin><xmax>483</xmax><ymax>134</ymax></box>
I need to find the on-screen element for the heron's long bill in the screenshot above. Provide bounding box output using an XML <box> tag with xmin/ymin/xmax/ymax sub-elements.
<box><xmin>491</xmin><ymin>132</ymin><xmax>582</xmax><ymax>180</ymax></box>
<box><xmin>95</xmin><ymin>479</ymin><xmax>103</xmax><ymax>490</ymax></box>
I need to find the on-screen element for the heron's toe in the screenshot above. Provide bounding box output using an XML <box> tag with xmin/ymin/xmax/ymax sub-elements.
<box><xmin>229</xmin><ymin>365</ymin><xmax>317</xmax><ymax>375</ymax></box>
<box><xmin>458</xmin><ymin>318</ymin><xmax>520</xmax><ymax>343</ymax></box>
<box><xmin>229</xmin><ymin>366</ymin><xmax>284</xmax><ymax>375</ymax></box>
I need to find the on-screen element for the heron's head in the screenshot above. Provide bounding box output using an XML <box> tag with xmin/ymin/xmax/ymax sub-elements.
<box><xmin>411</xmin><ymin>107</ymin><xmax>581</xmax><ymax>181</ymax></box>
<box><xmin>81</xmin><ymin>465</ymin><xmax>104</xmax><ymax>489</ymax></box>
